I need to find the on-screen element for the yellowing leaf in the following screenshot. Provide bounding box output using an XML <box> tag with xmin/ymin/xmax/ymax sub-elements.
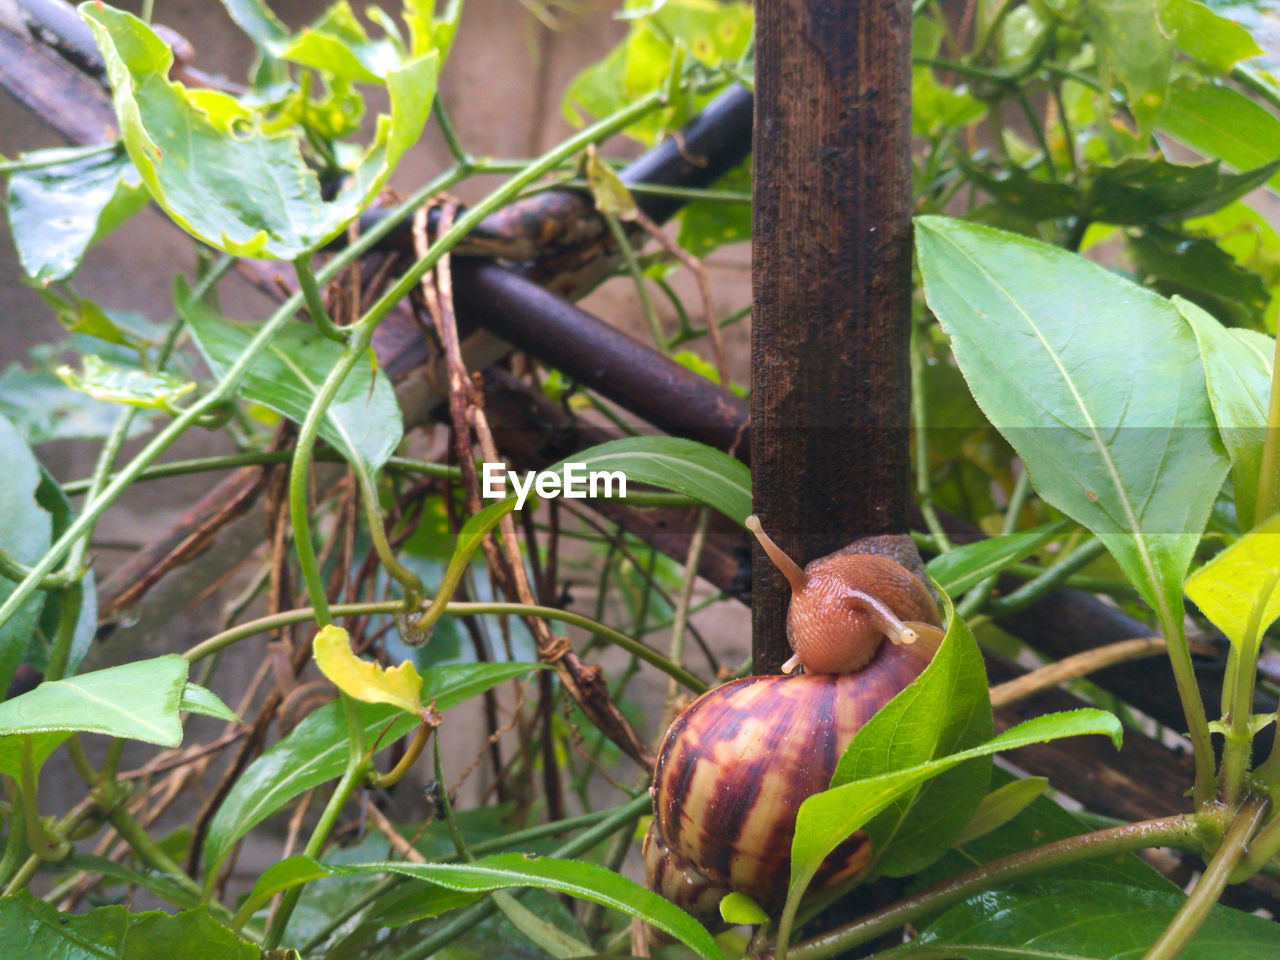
<box><xmin>586</xmin><ymin>145</ymin><xmax>637</xmax><ymax>219</ymax></box>
<box><xmin>313</xmin><ymin>625</ymin><xmax>425</xmax><ymax>716</ymax></box>
<box><xmin>1186</xmin><ymin>513</ymin><xmax>1280</xmax><ymax>646</ymax></box>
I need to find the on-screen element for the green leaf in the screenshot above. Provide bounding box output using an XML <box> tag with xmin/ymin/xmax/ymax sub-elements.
<box><xmin>180</xmin><ymin>682</ymin><xmax>240</xmax><ymax>723</ymax></box>
<box><xmin>0</xmin><ymin>655</ymin><xmax>189</xmax><ymax>778</ymax></box>
<box><xmin>951</xmin><ymin>775</ymin><xmax>1048</xmax><ymax>846</ymax></box>
<box><xmin>276</xmin><ymin>2</ymin><xmax>402</xmax><ymax>83</ymax></box>
<box><xmin>676</xmin><ymin>161</ymin><xmax>752</xmax><ymax>257</ymax></box>
<box><xmin>81</xmin><ymin>3</ymin><xmax>438</xmax><ymax>259</ymax></box>
<box><xmin>1131</xmin><ymin>228</ymin><xmax>1270</xmax><ymax>330</ymax></box>
<box><xmin>180</xmin><ymin>280</ymin><xmax>402</xmax><ymax>474</ymax></box>
<box><xmin>52</xmin><ymin>852</ymin><xmax>203</xmax><ymax>909</ymax></box>
<box><xmin>203</xmin><ymin>663</ymin><xmax>540</xmax><ymax>871</ymax></box>
<box><xmin>1186</xmin><ymin>201</ymin><xmax>1280</xmax><ymax>332</ymax></box>
<box><xmin>0</xmin><ymin>414</ymin><xmax>53</xmax><ymax>696</ymax></box>
<box><xmin>783</xmin><ymin>710</ymin><xmax>1122</xmax><ymax>946</ymax></box>
<box><xmin>237</xmin><ymin>854</ymin><xmax>725</xmax><ymax>960</ymax></box>
<box><xmin>0</xmin><ymin>355</ymin><xmax>156</xmax><ymax>446</ymax></box>
<box><xmin>1087</xmin><ymin>156</ymin><xmax>1280</xmax><ymax>225</ymax></box>
<box><xmin>831</xmin><ymin>596</ymin><xmax>994</xmax><ymax>879</ymax></box>
<box><xmin>232</xmin><ymin>855</ymin><xmax>336</xmax><ymax>928</ymax></box>
<box><xmin>915</xmin><ymin>216</ymin><xmax>1228</xmax><ymax>621</ymax></box>
<box><xmin>910</xmin><ymin>768</ymin><xmax>1176</xmax><ymax>893</ymax></box>
<box><xmin>925</xmin><ymin>520</ymin><xmax>1072</xmax><ymax>596</ymax></box>
<box><xmin>1179</xmin><ymin>296</ymin><xmax>1273</xmax><ymax>528</ymax></box>
<box><xmin>719</xmin><ymin>891</ymin><xmax>769</xmax><ymax>926</ymax></box>
<box><xmin>1160</xmin><ymin>0</ymin><xmax>1263</xmax><ymax>72</ymax></box>
<box><xmin>57</xmin><ymin>354</ymin><xmax>195</xmax><ymax>410</ymax></box>
<box><xmin>893</xmin><ymin>879</ymin><xmax>1280</xmax><ymax>958</ymax></box>
<box><xmin>562</xmin><ymin>0</ymin><xmax>751</xmax><ymax>145</ymax></box>
<box><xmin>0</xmin><ymin>891</ymin><xmax>257</xmax><ymax>959</ymax></box>
<box><xmin>25</xmin><ymin>467</ymin><xmax>97</xmax><ymax>680</ymax></box>
<box><xmin>5</xmin><ymin>145</ymin><xmax>148</xmax><ymax>283</ymax></box>
<box><xmin>1160</xmin><ymin>78</ymin><xmax>1280</xmax><ymax>193</ymax></box>
<box><xmin>1083</xmin><ymin>0</ymin><xmax>1176</xmax><ymax>133</ymax></box>
<box><xmin>1187</xmin><ymin>511</ymin><xmax>1280</xmax><ymax>647</ymax></box>
<box><xmin>549</xmin><ymin>436</ymin><xmax>752</xmax><ymax>525</ymax></box>
<box><xmin>586</xmin><ymin>146</ymin><xmax>638</xmax><ymax>219</ymax></box>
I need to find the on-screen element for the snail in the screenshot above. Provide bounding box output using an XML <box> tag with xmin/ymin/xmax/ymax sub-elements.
<box><xmin>643</xmin><ymin>516</ymin><xmax>945</xmax><ymax>922</ymax></box>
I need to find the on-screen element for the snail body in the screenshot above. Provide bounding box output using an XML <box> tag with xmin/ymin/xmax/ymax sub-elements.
<box><xmin>644</xmin><ymin>518</ymin><xmax>944</xmax><ymax>921</ymax></box>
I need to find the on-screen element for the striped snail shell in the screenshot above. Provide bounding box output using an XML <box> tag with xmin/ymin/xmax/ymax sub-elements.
<box><xmin>644</xmin><ymin>518</ymin><xmax>944</xmax><ymax>921</ymax></box>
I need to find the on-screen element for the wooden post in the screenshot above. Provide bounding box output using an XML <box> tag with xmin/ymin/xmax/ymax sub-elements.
<box><xmin>751</xmin><ymin>0</ymin><xmax>915</xmax><ymax>672</ymax></box>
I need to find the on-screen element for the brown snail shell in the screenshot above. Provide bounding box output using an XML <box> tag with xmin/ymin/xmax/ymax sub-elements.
<box><xmin>646</xmin><ymin>627</ymin><xmax>940</xmax><ymax>917</ymax></box>
<box><xmin>645</xmin><ymin>519</ymin><xmax>944</xmax><ymax>922</ymax></box>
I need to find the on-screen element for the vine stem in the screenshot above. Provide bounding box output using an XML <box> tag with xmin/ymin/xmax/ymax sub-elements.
<box><xmin>785</xmin><ymin>815</ymin><xmax>1201</xmax><ymax>960</ymax></box>
<box><xmin>352</xmin><ymin>90</ymin><xmax>664</xmax><ymax>334</ymax></box>
<box><xmin>988</xmin><ymin>636</ymin><xmax>1167</xmax><ymax>707</ymax></box>
<box><xmin>1143</xmin><ymin>799</ymin><xmax>1267</xmax><ymax>960</ymax></box>
<box><xmin>293</xmin><ymin>254</ymin><xmax>348</xmax><ymax>342</ymax></box>
<box><xmin>0</xmin><ymin>82</ymin><xmax>661</xmax><ymax>635</ymax></box>
<box><xmin>181</xmin><ymin>599</ymin><xmax>706</xmax><ymax>694</ymax></box>
<box><xmin>1254</xmin><ymin>326</ymin><xmax>1280</xmax><ymax>525</ymax></box>
<box><xmin>262</xmin><ymin>707</ymin><xmax>368</xmax><ymax>949</ymax></box>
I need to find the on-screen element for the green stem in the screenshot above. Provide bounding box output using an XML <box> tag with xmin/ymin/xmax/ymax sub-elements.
<box><xmin>911</xmin><ymin>324</ymin><xmax>951</xmax><ymax>551</ymax></box>
<box><xmin>434</xmin><ymin>96</ymin><xmax>472</xmax><ymax>166</ymax></box>
<box><xmin>786</xmin><ymin>815</ymin><xmax>1200</xmax><ymax>960</ymax></box>
<box><xmin>390</xmin><ymin>793</ymin><xmax>652</xmax><ymax>960</ymax></box>
<box><xmin>185</xmin><ymin>598</ymin><xmax>705</xmax><ymax>693</ymax></box>
<box><xmin>1160</xmin><ymin>598</ymin><xmax>1219</xmax><ymax>809</ymax></box>
<box><xmin>289</xmin><ymin>325</ymin><xmax>376</xmax><ymax>626</ymax></box>
<box><xmin>19</xmin><ymin>749</ymin><xmax>68</xmax><ymax>862</ymax></box>
<box><xmin>0</xmin><ymin>778</ymin><xmax>26</xmax><ymax>889</ymax></box>
<box><xmin>105</xmin><ymin>799</ymin><xmax>204</xmax><ymax>900</ymax></box>
<box><xmin>1143</xmin><ymin>800</ymin><xmax>1267</xmax><ymax>960</ymax></box>
<box><xmin>62</xmin><ymin>450</ymin><xmax>460</xmax><ymax>496</ymax></box>
<box><xmin>985</xmin><ymin>537</ymin><xmax>1106</xmax><ymax>617</ymax></box>
<box><xmin>43</xmin><ymin>583</ymin><xmax>83</xmax><ymax>685</ymax></box>
<box><xmin>956</xmin><ymin>466</ymin><xmax>1032</xmax><ymax>619</ymax></box>
<box><xmin>294</xmin><ymin>254</ymin><xmax>348</xmax><ymax>342</ymax></box>
<box><xmin>1231</xmin><ymin>807</ymin><xmax>1280</xmax><ymax>882</ymax></box>
<box><xmin>603</xmin><ymin>212</ymin><xmax>665</xmax><ymax>349</ymax></box>
<box><xmin>1222</xmin><ymin>570</ymin><xmax>1278</xmax><ymax>804</ymax></box>
<box><xmin>0</xmin><ymin>142</ymin><xmax>120</xmax><ymax>174</ymax></box>
<box><xmin>263</xmin><ymin>704</ymin><xmax>368</xmax><ymax>949</ymax></box>
<box><xmin>369</xmin><ymin>722</ymin><xmax>432</xmax><ymax>789</ymax></box>
<box><xmin>354</xmin><ymin>461</ymin><xmax>424</xmax><ymax>597</ymax></box>
<box><xmin>353</xmin><ymin>91</ymin><xmax>663</xmax><ymax>335</ymax></box>
<box><xmin>0</xmin><ymin>549</ymin><xmax>77</xmax><ymax>590</ymax></box>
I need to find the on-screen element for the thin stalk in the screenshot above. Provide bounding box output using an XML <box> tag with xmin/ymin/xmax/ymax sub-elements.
<box><xmin>0</xmin><ymin>142</ymin><xmax>120</xmax><ymax>173</ymax></box>
<box><xmin>288</xmin><ymin>324</ymin><xmax>376</xmax><ymax>626</ymax></box>
<box><xmin>369</xmin><ymin>722</ymin><xmax>433</xmax><ymax>789</ymax></box>
<box><xmin>294</xmin><ymin>254</ymin><xmax>348</xmax><ymax>342</ymax></box>
<box><xmin>263</xmin><ymin>701</ymin><xmax>368</xmax><ymax>949</ymax></box>
<box><xmin>353</xmin><ymin>91</ymin><xmax>664</xmax><ymax>335</ymax></box>
<box><xmin>956</xmin><ymin>465</ymin><xmax>1032</xmax><ymax>619</ymax></box>
<box><xmin>390</xmin><ymin>794</ymin><xmax>651</xmax><ymax>960</ymax></box>
<box><xmin>183</xmin><ymin>599</ymin><xmax>707</xmax><ymax>693</ymax></box>
<box><xmin>1143</xmin><ymin>799</ymin><xmax>1267</xmax><ymax>960</ymax></box>
<box><xmin>1231</xmin><ymin>808</ymin><xmax>1280</xmax><ymax>882</ymax></box>
<box><xmin>1159</xmin><ymin>598</ymin><xmax>1219</xmax><ymax>809</ymax></box>
<box><xmin>530</xmin><ymin>177</ymin><xmax>751</xmax><ymax>205</ymax></box>
<box><xmin>0</xmin><ymin>779</ymin><xmax>25</xmax><ymax>889</ymax></box>
<box><xmin>62</xmin><ymin>450</ymin><xmax>461</xmax><ymax>496</ymax></box>
<box><xmin>434</xmin><ymin>96</ymin><xmax>472</xmax><ymax>166</ymax></box>
<box><xmin>354</xmin><ymin>462</ymin><xmax>424</xmax><ymax>596</ymax></box>
<box><xmin>985</xmin><ymin>537</ymin><xmax>1107</xmax><ymax>617</ymax></box>
<box><xmin>0</xmin><ymin>549</ymin><xmax>78</xmax><ymax>590</ymax></box>
<box><xmin>105</xmin><ymin>801</ymin><xmax>204</xmax><ymax>899</ymax></box>
<box><xmin>41</xmin><ymin>582</ymin><xmax>82</xmax><ymax>684</ymax></box>
<box><xmin>787</xmin><ymin>815</ymin><xmax>1201</xmax><ymax>960</ymax></box>
<box><xmin>1222</xmin><ymin>570</ymin><xmax>1279</xmax><ymax>804</ymax></box>
<box><xmin>911</xmin><ymin>325</ymin><xmax>951</xmax><ymax>551</ymax></box>
<box><xmin>603</xmin><ymin>212</ymin><xmax>665</xmax><ymax>349</ymax></box>
<box><xmin>988</xmin><ymin>636</ymin><xmax>1167</xmax><ymax>707</ymax></box>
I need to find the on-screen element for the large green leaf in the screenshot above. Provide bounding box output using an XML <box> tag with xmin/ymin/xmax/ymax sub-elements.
<box><xmin>203</xmin><ymin>662</ymin><xmax>541</xmax><ymax>870</ymax></box>
<box><xmin>57</xmin><ymin>354</ymin><xmax>195</xmax><ymax>410</ymax></box>
<box><xmin>0</xmin><ymin>655</ymin><xmax>189</xmax><ymax>779</ymax></box>
<box><xmin>782</xmin><ymin>710</ymin><xmax>1122</xmax><ymax>946</ymax></box>
<box><xmin>1186</xmin><ymin>511</ymin><xmax>1280</xmax><ymax>647</ymax></box>
<box><xmin>1086</xmin><ymin>157</ymin><xmax>1280</xmax><ymax>225</ymax></box>
<box><xmin>831</xmin><ymin>598</ymin><xmax>994</xmax><ymax>879</ymax></box>
<box><xmin>5</xmin><ymin>145</ymin><xmax>148</xmax><ymax>283</ymax></box>
<box><xmin>180</xmin><ymin>281</ymin><xmax>402</xmax><ymax>474</ymax></box>
<box><xmin>0</xmin><ymin>891</ymin><xmax>256</xmax><ymax>959</ymax></box>
<box><xmin>915</xmin><ymin>216</ymin><xmax>1228</xmax><ymax>622</ymax></box>
<box><xmin>0</xmin><ymin>414</ymin><xmax>53</xmax><ymax>697</ymax></box>
<box><xmin>1083</xmin><ymin>0</ymin><xmax>1175</xmax><ymax>133</ymax></box>
<box><xmin>549</xmin><ymin>436</ymin><xmax>752</xmax><ymax>525</ymax></box>
<box><xmin>80</xmin><ymin>4</ymin><xmax>438</xmax><ymax>259</ymax></box>
<box><xmin>925</xmin><ymin>520</ymin><xmax>1072</xmax><ymax>596</ymax></box>
<box><xmin>1179</xmin><ymin>297</ymin><xmax>1273</xmax><ymax>528</ymax></box>
<box><xmin>236</xmin><ymin>853</ymin><xmax>725</xmax><ymax>960</ymax></box>
<box><xmin>889</xmin><ymin>879</ymin><xmax>1280</xmax><ymax>958</ymax></box>
<box><xmin>1160</xmin><ymin>78</ymin><xmax>1280</xmax><ymax>192</ymax></box>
